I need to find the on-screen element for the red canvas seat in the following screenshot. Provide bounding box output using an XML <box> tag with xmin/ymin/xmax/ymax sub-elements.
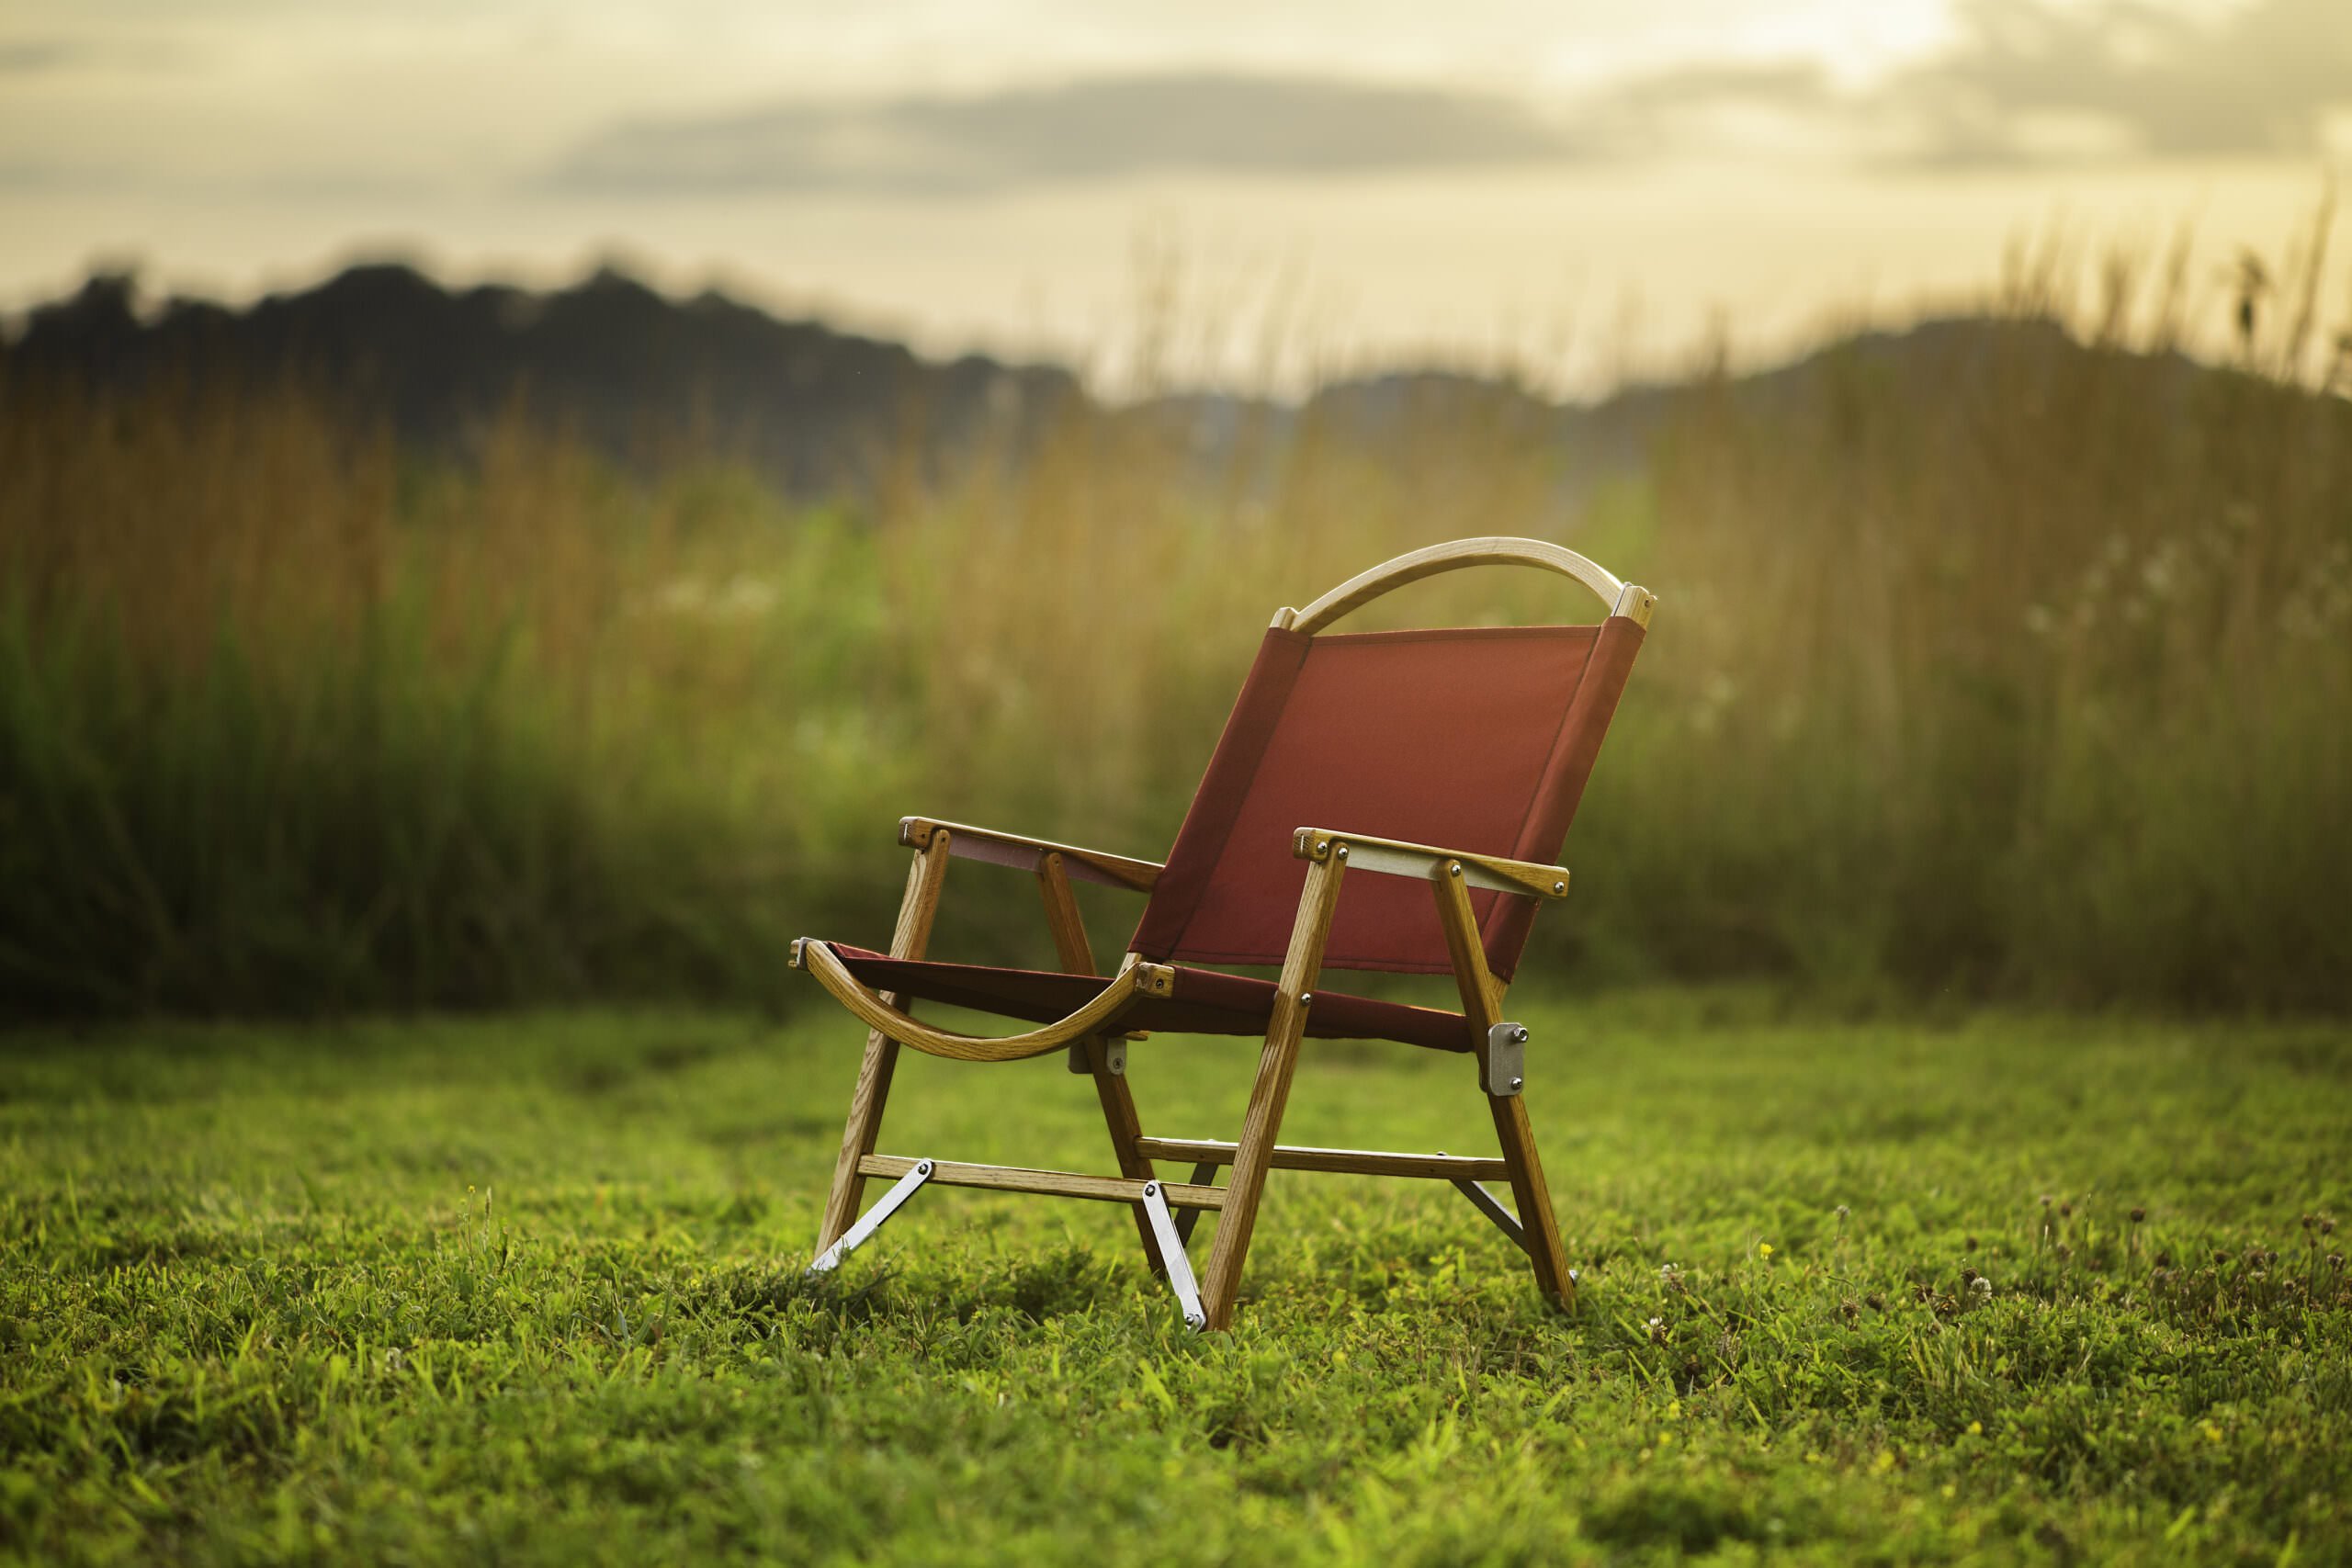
<box><xmin>791</xmin><ymin>536</ymin><xmax>1656</xmax><ymax>1331</ymax></box>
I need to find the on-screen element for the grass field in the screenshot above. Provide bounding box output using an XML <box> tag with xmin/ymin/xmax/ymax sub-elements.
<box><xmin>4</xmin><ymin>993</ymin><xmax>2347</xmax><ymax>1564</ymax></box>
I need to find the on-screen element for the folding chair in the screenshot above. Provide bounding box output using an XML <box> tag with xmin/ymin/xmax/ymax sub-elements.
<box><xmin>791</xmin><ymin>536</ymin><xmax>1655</xmax><ymax>1330</ymax></box>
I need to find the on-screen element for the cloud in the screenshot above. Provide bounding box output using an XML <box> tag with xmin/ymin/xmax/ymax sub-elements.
<box><xmin>1581</xmin><ymin>0</ymin><xmax>2352</xmax><ymax>167</ymax></box>
<box><xmin>538</xmin><ymin>0</ymin><xmax>2352</xmax><ymax>196</ymax></box>
<box><xmin>545</xmin><ymin>70</ymin><xmax>1581</xmax><ymax>195</ymax></box>
<box><xmin>1908</xmin><ymin>0</ymin><xmax>2352</xmax><ymax>163</ymax></box>
<box><xmin>0</xmin><ymin>39</ymin><xmax>81</xmax><ymax>73</ymax></box>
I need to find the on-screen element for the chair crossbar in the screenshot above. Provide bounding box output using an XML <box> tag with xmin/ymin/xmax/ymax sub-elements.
<box><xmin>859</xmin><ymin>1154</ymin><xmax>1226</xmax><ymax>1210</ymax></box>
<box><xmin>1133</xmin><ymin>1137</ymin><xmax>1510</xmax><ymax>1182</ymax></box>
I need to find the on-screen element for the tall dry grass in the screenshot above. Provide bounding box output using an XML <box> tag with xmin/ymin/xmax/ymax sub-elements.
<box><xmin>3</xmin><ymin>227</ymin><xmax>2348</xmax><ymax>1017</ymax></box>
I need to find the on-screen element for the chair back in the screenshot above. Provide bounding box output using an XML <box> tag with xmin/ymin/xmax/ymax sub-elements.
<box><xmin>1129</xmin><ymin>539</ymin><xmax>1651</xmax><ymax>980</ymax></box>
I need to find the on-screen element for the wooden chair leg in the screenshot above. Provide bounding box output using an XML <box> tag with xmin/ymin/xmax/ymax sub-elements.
<box><xmin>1429</xmin><ymin>860</ymin><xmax>1577</xmax><ymax>1309</ymax></box>
<box><xmin>1199</xmin><ymin>854</ymin><xmax>1346</xmax><ymax>1329</ymax></box>
<box><xmin>1489</xmin><ymin>1093</ymin><xmax>1576</xmax><ymax>1308</ymax></box>
<box><xmin>816</xmin><ymin>832</ymin><xmax>953</xmax><ymax>1254</ymax></box>
<box><xmin>1035</xmin><ymin>852</ymin><xmax>1169</xmax><ymax>1275</ymax></box>
<box><xmin>1084</xmin><ymin>1036</ymin><xmax>1170</xmax><ymax>1276</ymax></box>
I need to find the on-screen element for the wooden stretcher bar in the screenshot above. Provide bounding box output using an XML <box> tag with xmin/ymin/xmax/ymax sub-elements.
<box><xmin>859</xmin><ymin>1155</ymin><xmax>1226</xmax><ymax>1210</ymax></box>
<box><xmin>1132</xmin><ymin>1137</ymin><xmax>1510</xmax><ymax>1182</ymax></box>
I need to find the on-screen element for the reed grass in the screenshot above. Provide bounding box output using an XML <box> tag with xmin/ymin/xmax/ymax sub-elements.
<box><xmin>2</xmin><ymin>230</ymin><xmax>2346</xmax><ymax>1017</ymax></box>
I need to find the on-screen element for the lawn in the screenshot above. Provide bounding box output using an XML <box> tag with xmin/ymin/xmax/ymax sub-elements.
<box><xmin>3</xmin><ymin>994</ymin><xmax>2347</xmax><ymax>1565</ymax></box>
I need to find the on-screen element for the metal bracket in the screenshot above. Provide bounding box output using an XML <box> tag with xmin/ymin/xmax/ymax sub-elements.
<box><xmin>1066</xmin><ymin>1036</ymin><xmax>1127</xmax><ymax>1076</ymax></box>
<box><xmin>1171</xmin><ymin>1161</ymin><xmax>1220</xmax><ymax>1247</ymax></box>
<box><xmin>1451</xmin><ymin>1178</ymin><xmax>1529</xmax><ymax>1254</ymax></box>
<box><xmin>1486</xmin><ymin>1021</ymin><xmax>1528</xmax><ymax>1097</ymax></box>
<box><xmin>1137</xmin><ymin>1180</ymin><xmax>1207</xmax><ymax>1331</ymax></box>
<box><xmin>808</xmin><ymin>1158</ymin><xmax>933</xmax><ymax>1274</ymax></box>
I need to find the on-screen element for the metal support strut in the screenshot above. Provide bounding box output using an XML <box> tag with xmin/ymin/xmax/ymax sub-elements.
<box><xmin>1171</xmin><ymin>1160</ymin><xmax>1220</xmax><ymax>1247</ymax></box>
<box><xmin>1138</xmin><ymin>1180</ymin><xmax>1208</xmax><ymax>1331</ymax></box>
<box><xmin>1451</xmin><ymin>1178</ymin><xmax>1529</xmax><ymax>1253</ymax></box>
<box><xmin>808</xmin><ymin>1158</ymin><xmax>933</xmax><ymax>1274</ymax></box>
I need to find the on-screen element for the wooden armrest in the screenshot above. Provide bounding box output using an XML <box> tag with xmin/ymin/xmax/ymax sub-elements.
<box><xmin>1291</xmin><ymin>827</ymin><xmax>1568</xmax><ymax>900</ymax></box>
<box><xmin>792</xmin><ymin>939</ymin><xmax>1171</xmax><ymax>1061</ymax></box>
<box><xmin>899</xmin><ymin>817</ymin><xmax>1163</xmax><ymax>893</ymax></box>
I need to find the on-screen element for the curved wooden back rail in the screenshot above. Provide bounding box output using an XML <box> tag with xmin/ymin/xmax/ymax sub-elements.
<box><xmin>1278</xmin><ymin>536</ymin><xmax>1656</xmax><ymax>634</ymax></box>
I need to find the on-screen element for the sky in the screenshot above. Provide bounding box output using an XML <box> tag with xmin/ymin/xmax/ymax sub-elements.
<box><xmin>3</xmin><ymin>0</ymin><xmax>2347</xmax><ymax>393</ymax></box>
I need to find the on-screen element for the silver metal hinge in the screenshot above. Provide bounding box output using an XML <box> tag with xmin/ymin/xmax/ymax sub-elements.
<box><xmin>1066</xmin><ymin>1036</ymin><xmax>1126</xmax><ymax>1076</ymax></box>
<box><xmin>1138</xmin><ymin>1180</ymin><xmax>1207</xmax><ymax>1332</ymax></box>
<box><xmin>807</xmin><ymin>1159</ymin><xmax>933</xmax><ymax>1274</ymax></box>
<box><xmin>1486</xmin><ymin>1021</ymin><xmax>1528</xmax><ymax>1097</ymax></box>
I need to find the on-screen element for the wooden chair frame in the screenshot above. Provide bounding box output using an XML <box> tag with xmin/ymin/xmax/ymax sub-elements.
<box><xmin>793</xmin><ymin>536</ymin><xmax>1657</xmax><ymax>1330</ymax></box>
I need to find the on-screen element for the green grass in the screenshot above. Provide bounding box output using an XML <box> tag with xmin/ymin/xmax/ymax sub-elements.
<box><xmin>3</xmin><ymin>994</ymin><xmax>2348</xmax><ymax>1565</ymax></box>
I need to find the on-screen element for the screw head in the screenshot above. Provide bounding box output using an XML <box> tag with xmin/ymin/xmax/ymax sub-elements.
<box><xmin>1314</xmin><ymin>840</ymin><xmax>1329</xmax><ymax>854</ymax></box>
<box><xmin>1334</xmin><ymin>843</ymin><xmax>1349</xmax><ymax>860</ymax></box>
<box><xmin>1553</xmin><ymin>881</ymin><xmax>1566</xmax><ymax>895</ymax></box>
<box><xmin>1299</xmin><ymin>992</ymin><xmax>1314</xmax><ymax>1006</ymax></box>
<box><xmin>1449</xmin><ymin>862</ymin><xmax>1464</xmax><ymax>877</ymax></box>
<box><xmin>1510</xmin><ymin>1076</ymin><xmax>1524</xmax><ymax>1091</ymax></box>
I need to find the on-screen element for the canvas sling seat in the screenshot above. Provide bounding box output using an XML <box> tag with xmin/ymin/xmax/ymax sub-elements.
<box><xmin>792</xmin><ymin>536</ymin><xmax>1655</xmax><ymax>1330</ymax></box>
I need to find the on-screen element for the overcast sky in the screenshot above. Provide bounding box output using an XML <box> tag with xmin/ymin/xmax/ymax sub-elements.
<box><xmin>4</xmin><ymin>0</ymin><xmax>2346</xmax><ymax>390</ymax></box>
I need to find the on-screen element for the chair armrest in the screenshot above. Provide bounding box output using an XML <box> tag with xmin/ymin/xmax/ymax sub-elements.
<box><xmin>899</xmin><ymin>816</ymin><xmax>1163</xmax><ymax>893</ymax></box>
<box><xmin>1291</xmin><ymin>827</ymin><xmax>1569</xmax><ymax>900</ymax></box>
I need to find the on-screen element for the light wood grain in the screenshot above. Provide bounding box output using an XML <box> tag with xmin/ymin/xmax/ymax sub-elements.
<box><xmin>1289</xmin><ymin>536</ymin><xmax>1645</xmax><ymax>635</ymax></box>
<box><xmin>816</xmin><ymin>830</ymin><xmax>953</xmax><ymax>1252</ymax></box>
<box><xmin>1431</xmin><ymin>863</ymin><xmax>1577</xmax><ymax>1309</ymax></box>
<box><xmin>798</xmin><ymin>938</ymin><xmax>1160</xmax><ymax>1062</ymax></box>
<box><xmin>1038</xmin><ymin>852</ymin><xmax>1170</xmax><ymax>1277</ymax></box>
<box><xmin>900</xmin><ymin>816</ymin><xmax>1163</xmax><ymax>892</ymax></box>
<box><xmin>860</xmin><ymin>1156</ymin><xmax>1224</xmax><ymax>1210</ymax></box>
<box><xmin>1199</xmin><ymin>852</ymin><xmax>1346</xmax><ymax>1328</ymax></box>
<box><xmin>1295</xmin><ymin>828</ymin><xmax>1569</xmax><ymax>901</ymax></box>
<box><xmin>1135</xmin><ymin>1137</ymin><xmax>1510</xmax><ymax>1181</ymax></box>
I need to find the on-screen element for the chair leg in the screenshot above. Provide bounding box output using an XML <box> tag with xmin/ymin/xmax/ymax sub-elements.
<box><xmin>1426</xmin><ymin>859</ymin><xmax>1577</xmax><ymax>1310</ymax></box>
<box><xmin>815</xmin><ymin>833</ymin><xmax>954</xmax><ymax>1255</ymax></box>
<box><xmin>1488</xmin><ymin>1093</ymin><xmax>1576</xmax><ymax>1308</ymax></box>
<box><xmin>1199</xmin><ymin>855</ymin><xmax>1345</xmax><ymax>1329</ymax></box>
<box><xmin>1085</xmin><ymin>1035</ymin><xmax>1172</xmax><ymax>1277</ymax></box>
<box><xmin>1033</xmin><ymin>852</ymin><xmax>1172</xmax><ymax>1279</ymax></box>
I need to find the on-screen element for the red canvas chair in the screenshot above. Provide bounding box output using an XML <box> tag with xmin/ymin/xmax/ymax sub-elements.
<box><xmin>791</xmin><ymin>537</ymin><xmax>1655</xmax><ymax>1329</ymax></box>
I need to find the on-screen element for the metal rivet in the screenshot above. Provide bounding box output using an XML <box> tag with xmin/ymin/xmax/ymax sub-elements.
<box><xmin>1300</xmin><ymin>993</ymin><xmax>1314</xmax><ymax>1006</ymax></box>
<box><xmin>1144</xmin><ymin>1182</ymin><xmax>1158</xmax><ymax>1196</ymax></box>
<box><xmin>1553</xmin><ymin>881</ymin><xmax>1566</xmax><ymax>895</ymax></box>
<box><xmin>1334</xmin><ymin>844</ymin><xmax>1349</xmax><ymax>860</ymax></box>
<box><xmin>1513</xmin><ymin>1027</ymin><xmax>1529</xmax><ymax>1043</ymax></box>
<box><xmin>1510</xmin><ymin>1077</ymin><xmax>1524</xmax><ymax>1091</ymax></box>
<box><xmin>1314</xmin><ymin>840</ymin><xmax>1329</xmax><ymax>853</ymax></box>
<box><xmin>1449</xmin><ymin>862</ymin><xmax>1463</xmax><ymax>877</ymax></box>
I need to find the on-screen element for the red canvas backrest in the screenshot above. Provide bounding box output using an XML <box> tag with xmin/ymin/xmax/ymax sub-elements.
<box><xmin>1130</xmin><ymin>594</ymin><xmax>1646</xmax><ymax>981</ymax></box>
